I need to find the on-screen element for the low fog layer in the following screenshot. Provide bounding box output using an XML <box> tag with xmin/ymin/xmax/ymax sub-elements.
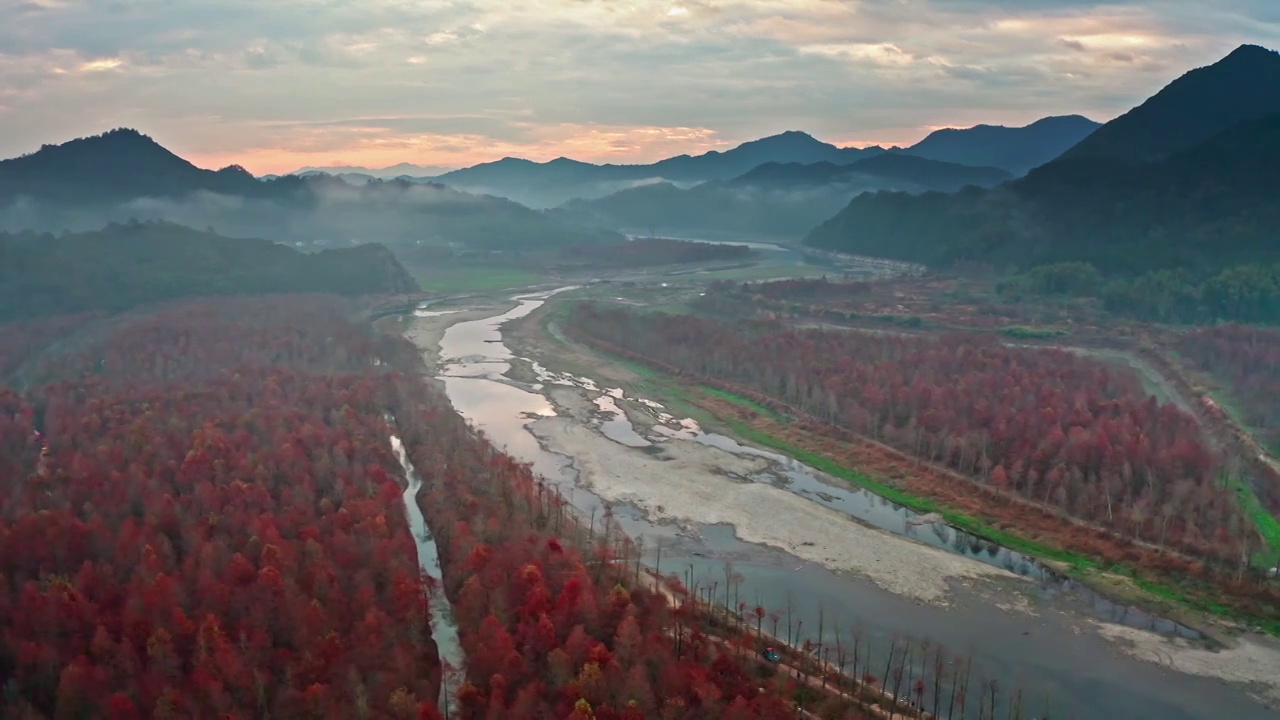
<box><xmin>557</xmin><ymin>174</ymin><xmax>953</xmax><ymax>239</ymax></box>
<box><xmin>0</xmin><ymin>181</ymin><xmax>620</xmax><ymax>251</ymax></box>
<box><xmin>433</xmin><ymin>175</ymin><xmax>703</xmax><ymax>209</ymax></box>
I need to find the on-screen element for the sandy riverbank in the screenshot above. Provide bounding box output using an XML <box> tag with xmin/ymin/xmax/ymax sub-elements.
<box><xmin>1096</xmin><ymin>623</ymin><xmax>1280</xmax><ymax>708</ymax></box>
<box><xmin>528</xmin><ymin>381</ymin><xmax>1022</xmax><ymax>606</ymax></box>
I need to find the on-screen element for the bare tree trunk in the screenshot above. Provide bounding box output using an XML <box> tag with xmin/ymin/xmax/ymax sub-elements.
<box><xmin>891</xmin><ymin>643</ymin><xmax>911</xmax><ymax>719</ymax></box>
<box><xmin>817</xmin><ymin>603</ymin><xmax>826</xmax><ymax>687</ymax></box>
<box><xmin>931</xmin><ymin>645</ymin><xmax>945</xmax><ymax>719</ymax></box>
<box><xmin>955</xmin><ymin>655</ymin><xmax>972</xmax><ymax>720</ymax></box>
<box><xmin>1006</xmin><ymin>688</ymin><xmax>1022</xmax><ymax>720</ymax></box>
<box><xmin>883</xmin><ymin>639</ymin><xmax>899</xmax><ymax>702</ymax></box>
<box><xmin>786</xmin><ymin>594</ymin><xmax>795</xmax><ymax>648</ymax></box>
<box><xmin>904</xmin><ymin>642</ymin><xmax>918</xmax><ymax>718</ymax></box>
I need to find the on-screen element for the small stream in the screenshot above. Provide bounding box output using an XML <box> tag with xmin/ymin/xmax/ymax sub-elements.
<box><xmin>389</xmin><ymin>428</ymin><xmax>465</xmax><ymax>715</ymax></box>
<box><xmin>407</xmin><ymin>288</ymin><xmax>1279</xmax><ymax>720</ymax></box>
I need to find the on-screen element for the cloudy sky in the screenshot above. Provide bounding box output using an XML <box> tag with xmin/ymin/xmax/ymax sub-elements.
<box><xmin>1</xmin><ymin>0</ymin><xmax>1277</xmax><ymax>174</ymax></box>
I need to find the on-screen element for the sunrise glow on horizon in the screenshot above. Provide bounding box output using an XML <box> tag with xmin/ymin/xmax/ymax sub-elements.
<box><xmin>3</xmin><ymin>0</ymin><xmax>1278</xmax><ymax>174</ymax></box>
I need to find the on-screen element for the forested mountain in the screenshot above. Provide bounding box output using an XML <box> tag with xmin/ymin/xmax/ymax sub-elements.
<box><xmin>0</xmin><ymin>221</ymin><xmax>420</xmax><ymax>321</ymax></box>
<box><xmin>554</xmin><ymin>151</ymin><xmax>1009</xmax><ymax>238</ymax></box>
<box><xmin>731</xmin><ymin>153</ymin><xmax>1012</xmax><ymax>190</ymax></box>
<box><xmin>904</xmin><ymin>115</ymin><xmax>1101</xmax><ymax>175</ymax></box>
<box><xmin>1057</xmin><ymin>44</ymin><xmax>1280</xmax><ymax>165</ymax></box>
<box><xmin>804</xmin><ymin>45</ymin><xmax>1280</xmax><ymax>277</ymax></box>
<box><xmin>400</xmin><ymin>117</ymin><xmax>1089</xmax><ymax>208</ymax></box>
<box><xmin>0</xmin><ymin>129</ymin><xmax>264</xmax><ymax>204</ymax></box>
<box><xmin>422</xmin><ymin>131</ymin><xmax>889</xmax><ymax>208</ymax></box>
<box><xmin>0</xmin><ymin>129</ymin><xmax>621</xmax><ymax>250</ymax></box>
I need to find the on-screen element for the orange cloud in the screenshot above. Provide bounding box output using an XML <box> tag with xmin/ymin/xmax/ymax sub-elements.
<box><xmin>184</xmin><ymin>122</ymin><xmax>733</xmax><ymax>174</ymax></box>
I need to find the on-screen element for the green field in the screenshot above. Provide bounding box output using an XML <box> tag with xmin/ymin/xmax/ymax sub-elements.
<box><xmin>674</xmin><ymin>262</ymin><xmax>831</xmax><ymax>282</ymax></box>
<box><xmin>409</xmin><ymin>264</ymin><xmax>548</xmax><ymax>293</ymax></box>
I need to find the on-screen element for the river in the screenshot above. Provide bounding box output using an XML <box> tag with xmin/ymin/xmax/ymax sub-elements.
<box><xmin>406</xmin><ymin>288</ymin><xmax>1280</xmax><ymax>720</ymax></box>
<box><xmin>389</xmin><ymin>428</ymin><xmax>465</xmax><ymax>715</ymax></box>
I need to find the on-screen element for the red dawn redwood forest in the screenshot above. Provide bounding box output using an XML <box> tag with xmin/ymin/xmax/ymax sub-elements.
<box><xmin>1177</xmin><ymin>324</ymin><xmax>1280</xmax><ymax>455</ymax></box>
<box><xmin>0</xmin><ymin>295</ymin><xmax>832</xmax><ymax>719</ymax></box>
<box><xmin>565</xmin><ymin>303</ymin><xmax>1280</xmax><ymax>600</ymax></box>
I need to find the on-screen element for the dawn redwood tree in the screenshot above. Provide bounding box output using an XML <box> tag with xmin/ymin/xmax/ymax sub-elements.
<box><xmin>0</xmin><ymin>297</ymin><xmax>833</xmax><ymax>720</ymax></box>
<box><xmin>567</xmin><ymin>302</ymin><xmax>1245</xmax><ymax>560</ymax></box>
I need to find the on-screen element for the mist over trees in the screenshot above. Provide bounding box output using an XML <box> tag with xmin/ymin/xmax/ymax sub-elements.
<box><xmin>0</xmin><ymin>221</ymin><xmax>420</xmax><ymax>322</ymax></box>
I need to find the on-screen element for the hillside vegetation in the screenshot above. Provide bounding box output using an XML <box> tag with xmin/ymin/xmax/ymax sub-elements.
<box><xmin>803</xmin><ymin>46</ymin><xmax>1280</xmax><ymax>292</ymax></box>
<box><xmin>0</xmin><ymin>221</ymin><xmax>420</xmax><ymax>321</ymax></box>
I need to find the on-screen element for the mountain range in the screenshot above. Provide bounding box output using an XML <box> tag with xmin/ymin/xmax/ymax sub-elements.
<box><xmin>404</xmin><ymin>131</ymin><xmax>886</xmax><ymax>209</ymax></box>
<box><xmin>292</xmin><ymin>162</ymin><xmax>456</xmax><ymax>179</ymax></box>
<box><xmin>395</xmin><ymin>118</ymin><xmax>1097</xmax><ymax>210</ymax></box>
<box><xmin>804</xmin><ymin>44</ymin><xmax>1280</xmax><ymax>277</ymax></box>
<box><xmin>0</xmin><ymin>129</ymin><xmax>620</xmax><ymax>251</ymax></box>
<box><xmin>554</xmin><ymin>152</ymin><xmax>1015</xmax><ymax>238</ymax></box>
<box><xmin>904</xmin><ymin>115</ymin><xmax>1100</xmax><ymax>176</ymax></box>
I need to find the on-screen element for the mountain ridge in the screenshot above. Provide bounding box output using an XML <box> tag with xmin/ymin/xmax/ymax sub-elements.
<box><xmin>556</xmin><ymin>150</ymin><xmax>1012</xmax><ymax>239</ymax></box>
<box><xmin>802</xmin><ymin>44</ymin><xmax>1280</xmax><ymax>277</ymax></box>
<box><xmin>0</xmin><ymin>129</ymin><xmax>623</xmax><ymax>251</ymax></box>
<box><xmin>420</xmin><ymin>131</ymin><xmax>889</xmax><ymax>208</ymax></box>
<box><xmin>291</xmin><ymin>161</ymin><xmax>456</xmax><ymax>179</ymax></box>
<box><xmin>1057</xmin><ymin>44</ymin><xmax>1280</xmax><ymax>164</ymax></box>
<box><xmin>904</xmin><ymin>115</ymin><xmax>1101</xmax><ymax>175</ymax></box>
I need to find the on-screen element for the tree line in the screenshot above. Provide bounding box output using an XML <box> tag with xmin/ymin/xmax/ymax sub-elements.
<box><xmin>3</xmin><ymin>295</ymin><xmax>889</xmax><ymax>718</ymax></box>
<box><xmin>566</xmin><ymin>304</ymin><xmax>1270</xmax><ymax>571</ymax></box>
<box><xmin>997</xmin><ymin>261</ymin><xmax>1280</xmax><ymax>325</ymax></box>
<box><xmin>1177</xmin><ymin>325</ymin><xmax>1280</xmax><ymax>454</ymax></box>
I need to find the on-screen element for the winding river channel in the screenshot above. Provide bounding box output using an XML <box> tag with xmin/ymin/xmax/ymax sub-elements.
<box><xmin>405</xmin><ymin>288</ymin><xmax>1280</xmax><ymax>720</ymax></box>
<box><xmin>389</xmin><ymin>429</ymin><xmax>465</xmax><ymax>715</ymax></box>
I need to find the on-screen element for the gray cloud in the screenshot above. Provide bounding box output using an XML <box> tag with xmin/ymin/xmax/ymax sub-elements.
<box><xmin>0</xmin><ymin>0</ymin><xmax>1277</xmax><ymax>171</ymax></box>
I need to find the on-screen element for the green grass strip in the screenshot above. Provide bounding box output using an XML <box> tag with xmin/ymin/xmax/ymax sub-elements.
<box><xmin>698</xmin><ymin>385</ymin><xmax>786</xmax><ymax>421</ymax></box>
<box><xmin>560</xmin><ymin>321</ymin><xmax>1280</xmax><ymax>635</ymax></box>
<box><xmin>718</xmin><ymin>413</ymin><xmax>1095</xmax><ymax>569</ymax></box>
<box><xmin>703</xmin><ymin>389</ymin><xmax>1280</xmax><ymax>635</ymax></box>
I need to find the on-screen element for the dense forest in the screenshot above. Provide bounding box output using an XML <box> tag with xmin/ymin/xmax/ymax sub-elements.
<box><xmin>567</xmin><ymin>305</ymin><xmax>1262</xmax><ymax>562</ymax></box>
<box><xmin>1</xmin><ymin>295</ymin><xmax>883</xmax><ymax>718</ymax></box>
<box><xmin>0</xmin><ymin>221</ymin><xmax>420</xmax><ymax>322</ymax></box>
<box><xmin>1177</xmin><ymin>325</ymin><xmax>1280</xmax><ymax>454</ymax></box>
<box><xmin>997</xmin><ymin>261</ymin><xmax>1280</xmax><ymax>325</ymax></box>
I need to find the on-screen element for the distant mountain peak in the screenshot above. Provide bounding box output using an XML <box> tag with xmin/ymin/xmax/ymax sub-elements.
<box><xmin>1223</xmin><ymin>43</ymin><xmax>1278</xmax><ymax>62</ymax></box>
<box><xmin>749</xmin><ymin>130</ymin><xmax>824</xmax><ymax>146</ymax></box>
<box><xmin>1055</xmin><ymin>43</ymin><xmax>1280</xmax><ymax>164</ymax></box>
<box><xmin>0</xmin><ymin>128</ymin><xmax>266</xmax><ymax>203</ymax></box>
